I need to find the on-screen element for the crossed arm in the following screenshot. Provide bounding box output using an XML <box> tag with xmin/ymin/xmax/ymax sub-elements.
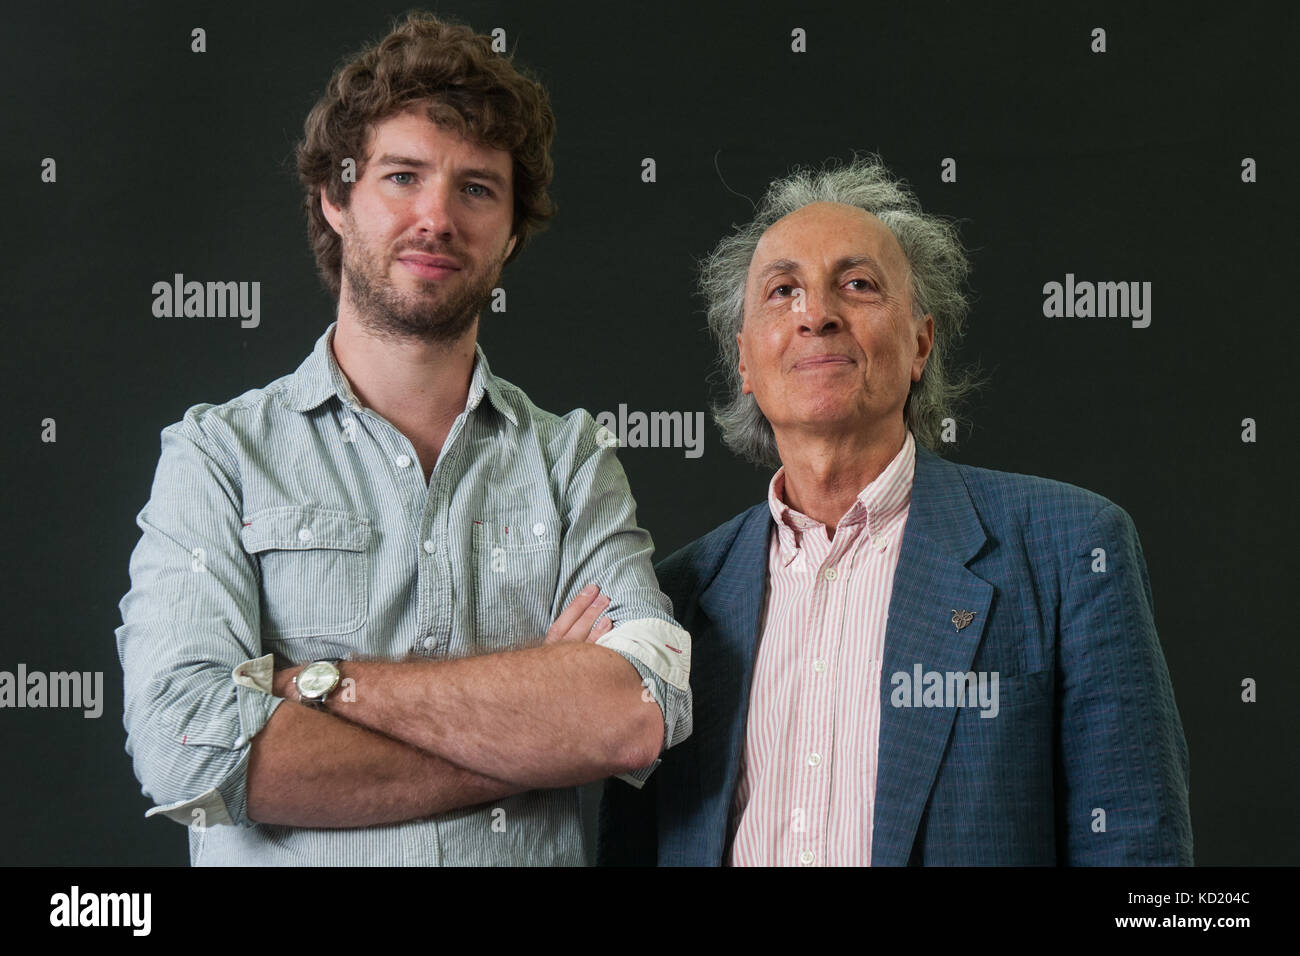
<box><xmin>120</xmin><ymin>411</ymin><xmax>682</xmax><ymax>833</ymax></box>
<box><xmin>246</xmin><ymin>587</ymin><xmax>664</xmax><ymax>828</ymax></box>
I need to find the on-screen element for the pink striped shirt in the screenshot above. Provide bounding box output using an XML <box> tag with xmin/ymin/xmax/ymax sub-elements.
<box><xmin>728</xmin><ymin>429</ymin><xmax>916</xmax><ymax>866</ymax></box>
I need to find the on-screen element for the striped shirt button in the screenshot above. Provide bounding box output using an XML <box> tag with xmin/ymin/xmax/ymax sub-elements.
<box><xmin>799</xmin><ymin>850</ymin><xmax>815</xmax><ymax>865</ymax></box>
<box><xmin>298</xmin><ymin>528</ymin><xmax>313</xmax><ymax>542</ymax></box>
<box><xmin>823</xmin><ymin>567</ymin><xmax>838</xmax><ymax>581</ymax></box>
<box><xmin>813</xmin><ymin>658</ymin><xmax>827</xmax><ymax>673</ymax></box>
<box><xmin>395</xmin><ymin>454</ymin><xmax>412</xmax><ymax>468</ymax></box>
<box><xmin>872</xmin><ymin>535</ymin><xmax>888</xmax><ymax>551</ymax></box>
<box><xmin>807</xmin><ymin>752</ymin><xmax>822</xmax><ymax>768</ymax></box>
<box><xmin>532</xmin><ymin>522</ymin><xmax>546</xmax><ymax>536</ymax></box>
<box><xmin>422</xmin><ymin>540</ymin><xmax>436</xmax><ymax>554</ymax></box>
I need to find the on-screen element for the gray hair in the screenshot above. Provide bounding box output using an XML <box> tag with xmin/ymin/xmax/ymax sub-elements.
<box><xmin>700</xmin><ymin>154</ymin><xmax>980</xmax><ymax>467</ymax></box>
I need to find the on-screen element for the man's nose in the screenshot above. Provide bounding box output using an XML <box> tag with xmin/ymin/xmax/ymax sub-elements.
<box><xmin>415</xmin><ymin>182</ymin><xmax>457</xmax><ymax>239</ymax></box>
<box><xmin>795</xmin><ymin>288</ymin><xmax>842</xmax><ymax>334</ymax></box>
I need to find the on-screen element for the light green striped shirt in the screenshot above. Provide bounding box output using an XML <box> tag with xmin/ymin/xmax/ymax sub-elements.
<box><xmin>116</xmin><ymin>322</ymin><xmax>692</xmax><ymax>865</ymax></box>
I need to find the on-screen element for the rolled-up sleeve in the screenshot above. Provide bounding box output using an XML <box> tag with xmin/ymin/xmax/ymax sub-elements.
<box><xmin>115</xmin><ymin>409</ymin><xmax>281</xmax><ymax>827</ymax></box>
<box><xmin>554</xmin><ymin>417</ymin><xmax>693</xmax><ymax>785</ymax></box>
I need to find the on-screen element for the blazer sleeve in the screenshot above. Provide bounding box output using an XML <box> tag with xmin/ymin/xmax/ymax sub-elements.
<box><xmin>1055</xmin><ymin>502</ymin><xmax>1194</xmax><ymax>864</ymax></box>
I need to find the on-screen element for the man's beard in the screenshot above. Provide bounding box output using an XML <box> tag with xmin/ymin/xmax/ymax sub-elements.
<box><xmin>341</xmin><ymin>237</ymin><xmax>505</xmax><ymax>346</ymax></box>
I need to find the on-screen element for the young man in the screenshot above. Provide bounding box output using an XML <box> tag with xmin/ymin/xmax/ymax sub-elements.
<box><xmin>117</xmin><ymin>12</ymin><xmax>690</xmax><ymax>866</ymax></box>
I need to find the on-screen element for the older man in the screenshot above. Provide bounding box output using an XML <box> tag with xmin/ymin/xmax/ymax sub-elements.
<box><xmin>598</xmin><ymin>156</ymin><xmax>1192</xmax><ymax>866</ymax></box>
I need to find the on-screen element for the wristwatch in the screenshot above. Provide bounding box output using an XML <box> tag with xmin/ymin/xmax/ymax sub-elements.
<box><xmin>293</xmin><ymin>659</ymin><xmax>343</xmax><ymax>708</ymax></box>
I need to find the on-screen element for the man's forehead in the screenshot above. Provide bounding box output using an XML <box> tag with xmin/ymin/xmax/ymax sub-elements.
<box><xmin>363</xmin><ymin>103</ymin><xmax>511</xmax><ymax>167</ymax></box>
<box><xmin>750</xmin><ymin>202</ymin><xmax>906</xmax><ymax>277</ymax></box>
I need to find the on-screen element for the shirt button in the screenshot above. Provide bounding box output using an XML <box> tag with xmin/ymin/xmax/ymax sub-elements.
<box><xmin>422</xmin><ymin>540</ymin><xmax>436</xmax><ymax>554</ymax></box>
<box><xmin>823</xmin><ymin>567</ymin><xmax>838</xmax><ymax>582</ymax></box>
<box><xmin>799</xmin><ymin>849</ymin><xmax>815</xmax><ymax>866</ymax></box>
<box><xmin>813</xmin><ymin>658</ymin><xmax>827</xmax><ymax>673</ymax></box>
<box><xmin>298</xmin><ymin>528</ymin><xmax>313</xmax><ymax>542</ymax></box>
<box><xmin>807</xmin><ymin>752</ymin><xmax>822</xmax><ymax>768</ymax></box>
<box><xmin>395</xmin><ymin>454</ymin><xmax>412</xmax><ymax>468</ymax></box>
<box><xmin>532</xmin><ymin>522</ymin><xmax>546</xmax><ymax>537</ymax></box>
<box><xmin>872</xmin><ymin>535</ymin><xmax>888</xmax><ymax>551</ymax></box>
<box><xmin>233</xmin><ymin>736</ymin><xmax>246</xmax><ymax>748</ymax></box>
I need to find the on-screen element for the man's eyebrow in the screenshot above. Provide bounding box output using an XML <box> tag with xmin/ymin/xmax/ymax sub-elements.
<box><xmin>459</xmin><ymin>167</ymin><xmax>509</xmax><ymax>187</ymax></box>
<box><xmin>374</xmin><ymin>154</ymin><xmax>431</xmax><ymax>169</ymax></box>
<box><xmin>754</xmin><ymin>258</ymin><xmax>802</xmax><ymax>282</ymax></box>
<box><xmin>835</xmin><ymin>254</ymin><xmax>887</xmax><ymax>275</ymax></box>
<box><xmin>372</xmin><ymin>155</ymin><xmax>508</xmax><ymax>187</ymax></box>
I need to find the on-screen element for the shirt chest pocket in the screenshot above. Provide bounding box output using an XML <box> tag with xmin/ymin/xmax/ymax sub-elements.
<box><xmin>471</xmin><ymin>518</ymin><xmax>561</xmax><ymax>652</ymax></box>
<box><xmin>239</xmin><ymin>506</ymin><xmax>371</xmax><ymax>643</ymax></box>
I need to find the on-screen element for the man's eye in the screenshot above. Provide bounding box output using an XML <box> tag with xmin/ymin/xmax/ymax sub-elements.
<box><xmin>771</xmin><ymin>284</ymin><xmax>794</xmax><ymax>298</ymax></box>
<box><xmin>465</xmin><ymin>183</ymin><xmax>492</xmax><ymax>198</ymax></box>
<box><xmin>847</xmin><ymin>278</ymin><xmax>876</xmax><ymax>291</ymax></box>
<box><xmin>388</xmin><ymin>172</ymin><xmax>415</xmax><ymax>186</ymax></box>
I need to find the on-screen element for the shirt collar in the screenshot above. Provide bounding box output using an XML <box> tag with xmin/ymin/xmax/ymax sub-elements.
<box><xmin>280</xmin><ymin>321</ymin><xmax>518</xmax><ymax>426</ymax></box>
<box><xmin>767</xmin><ymin>428</ymin><xmax>917</xmax><ymax>556</ymax></box>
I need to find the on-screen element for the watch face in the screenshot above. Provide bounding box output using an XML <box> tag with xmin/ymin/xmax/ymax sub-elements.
<box><xmin>298</xmin><ymin>661</ymin><xmax>339</xmax><ymax>698</ymax></box>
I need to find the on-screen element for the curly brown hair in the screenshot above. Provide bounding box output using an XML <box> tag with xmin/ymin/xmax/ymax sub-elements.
<box><xmin>296</xmin><ymin>11</ymin><xmax>557</xmax><ymax>300</ymax></box>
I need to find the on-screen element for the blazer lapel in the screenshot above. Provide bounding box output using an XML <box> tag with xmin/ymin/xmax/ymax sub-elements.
<box><xmin>871</xmin><ymin>445</ymin><xmax>993</xmax><ymax>865</ymax></box>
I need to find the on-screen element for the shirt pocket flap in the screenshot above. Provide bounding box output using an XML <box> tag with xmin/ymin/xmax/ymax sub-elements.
<box><xmin>471</xmin><ymin>514</ymin><xmax>562</xmax><ymax>553</ymax></box>
<box><xmin>239</xmin><ymin>506</ymin><xmax>371</xmax><ymax>554</ymax></box>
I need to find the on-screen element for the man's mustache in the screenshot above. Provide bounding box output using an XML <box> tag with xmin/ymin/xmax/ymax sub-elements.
<box><xmin>396</xmin><ymin>243</ymin><xmax>467</xmax><ymax>259</ymax></box>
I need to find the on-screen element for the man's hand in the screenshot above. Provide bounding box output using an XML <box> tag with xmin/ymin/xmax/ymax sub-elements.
<box><xmin>272</xmin><ymin>665</ymin><xmax>300</xmax><ymax>700</ymax></box>
<box><xmin>544</xmin><ymin>584</ymin><xmax>613</xmax><ymax>644</ymax></box>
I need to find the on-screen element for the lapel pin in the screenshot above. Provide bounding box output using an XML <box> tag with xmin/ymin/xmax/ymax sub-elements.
<box><xmin>951</xmin><ymin>609</ymin><xmax>975</xmax><ymax>632</ymax></box>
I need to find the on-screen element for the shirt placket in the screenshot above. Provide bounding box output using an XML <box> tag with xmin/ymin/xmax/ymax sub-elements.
<box><xmin>418</xmin><ymin>410</ymin><xmax>475</xmax><ymax>658</ymax></box>
<box><xmin>791</xmin><ymin>524</ymin><xmax>847</xmax><ymax>867</ymax></box>
<box><xmin>826</xmin><ymin>519</ymin><xmax>869</xmax><ymax>864</ymax></box>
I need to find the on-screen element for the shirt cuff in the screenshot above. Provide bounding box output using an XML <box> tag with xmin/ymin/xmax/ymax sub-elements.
<box><xmin>232</xmin><ymin>653</ymin><xmax>275</xmax><ymax>695</ymax></box>
<box><xmin>145</xmin><ymin>786</ymin><xmax>235</xmax><ymax>828</ymax></box>
<box><xmin>144</xmin><ymin>654</ymin><xmax>282</xmax><ymax>828</ymax></box>
<box><xmin>595</xmin><ymin>617</ymin><xmax>690</xmax><ymax>693</ymax></box>
<box><xmin>596</xmin><ymin>618</ymin><xmax>693</xmax><ymax>786</ymax></box>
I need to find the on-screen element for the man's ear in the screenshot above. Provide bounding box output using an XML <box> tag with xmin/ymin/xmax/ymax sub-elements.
<box><xmin>321</xmin><ymin>190</ymin><xmax>344</xmax><ymax>237</ymax></box>
<box><xmin>737</xmin><ymin>332</ymin><xmax>753</xmax><ymax>395</ymax></box>
<box><xmin>912</xmin><ymin>313</ymin><xmax>935</xmax><ymax>382</ymax></box>
<box><xmin>505</xmin><ymin>234</ymin><xmax>518</xmax><ymax>259</ymax></box>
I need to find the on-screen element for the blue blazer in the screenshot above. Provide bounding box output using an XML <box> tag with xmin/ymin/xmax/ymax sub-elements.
<box><xmin>599</xmin><ymin>443</ymin><xmax>1193</xmax><ymax>865</ymax></box>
